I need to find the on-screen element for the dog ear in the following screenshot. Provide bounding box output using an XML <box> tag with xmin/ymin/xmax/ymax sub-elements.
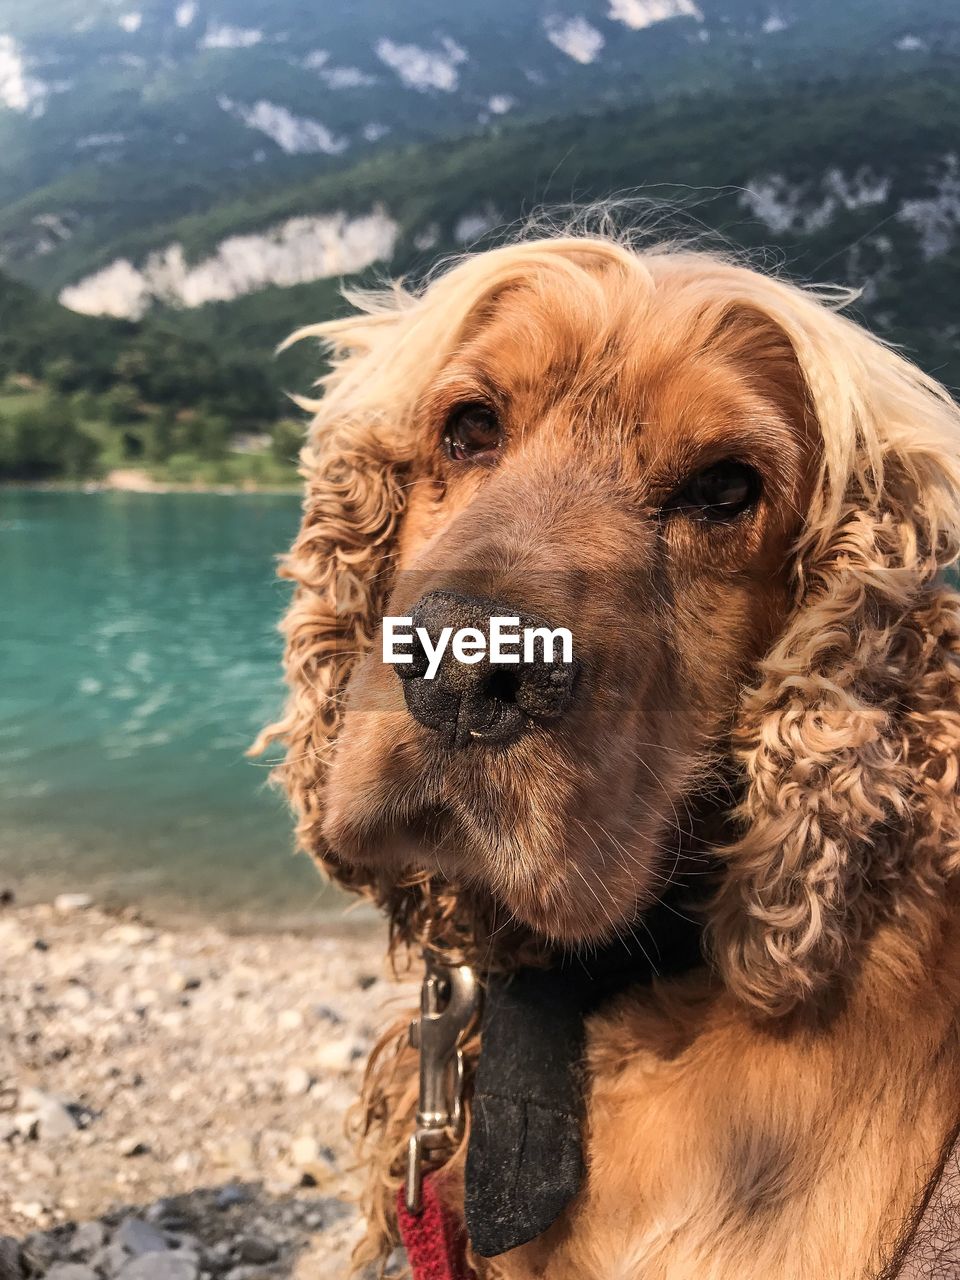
<box><xmin>706</xmin><ymin>289</ymin><xmax>960</xmax><ymax>1016</ymax></box>
<box><xmin>266</xmin><ymin>424</ymin><xmax>407</xmax><ymax>885</ymax></box>
<box><xmin>251</xmin><ymin>303</ymin><xmax>416</xmax><ymax>898</ymax></box>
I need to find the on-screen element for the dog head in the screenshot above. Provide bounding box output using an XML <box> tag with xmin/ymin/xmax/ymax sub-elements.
<box><xmin>259</xmin><ymin>236</ymin><xmax>960</xmax><ymax>1015</ymax></box>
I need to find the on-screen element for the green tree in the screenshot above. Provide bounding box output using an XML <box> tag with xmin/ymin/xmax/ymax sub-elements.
<box><xmin>102</xmin><ymin>383</ymin><xmax>143</xmax><ymax>426</ymax></box>
<box><xmin>271</xmin><ymin>418</ymin><xmax>304</xmax><ymax>465</ymax></box>
<box><xmin>0</xmin><ymin>396</ymin><xmax>100</xmax><ymax>479</ymax></box>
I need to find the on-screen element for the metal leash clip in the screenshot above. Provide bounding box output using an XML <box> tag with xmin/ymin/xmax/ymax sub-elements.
<box><xmin>404</xmin><ymin>955</ymin><xmax>480</xmax><ymax>1214</ymax></box>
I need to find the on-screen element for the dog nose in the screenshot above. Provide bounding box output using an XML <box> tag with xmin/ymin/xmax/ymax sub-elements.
<box><xmin>395</xmin><ymin>590</ymin><xmax>578</xmax><ymax>749</ymax></box>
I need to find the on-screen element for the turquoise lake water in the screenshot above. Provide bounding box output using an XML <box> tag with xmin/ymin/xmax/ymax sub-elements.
<box><xmin>0</xmin><ymin>490</ymin><xmax>344</xmax><ymax>925</ymax></box>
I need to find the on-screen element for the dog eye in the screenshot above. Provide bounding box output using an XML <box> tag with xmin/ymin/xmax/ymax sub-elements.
<box><xmin>442</xmin><ymin>404</ymin><xmax>502</xmax><ymax>463</ymax></box>
<box><xmin>664</xmin><ymin>460</ymin><xmax>761</xmax><ymax>522</ymax></box>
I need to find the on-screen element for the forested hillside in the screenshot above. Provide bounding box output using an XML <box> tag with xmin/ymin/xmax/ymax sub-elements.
<box><xmin>0</xmin><ymin>271</ymin><xmax>295</xmax><ymax>481</ymax></box>
<box><xmin>1</xmin><ymin>63</ymin><xmax>959</xmax><ymax>481</ymax></box>
<box><xmin>70</xmin><ymin>70</ymin><xmax>960</xmax><ymax>388</ymax></box>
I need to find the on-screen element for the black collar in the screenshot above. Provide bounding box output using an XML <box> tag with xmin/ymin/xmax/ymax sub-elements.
<box><xmin>465</xmin><ymin>879</ymin><xmax>707</xmax><ymax>1257</ymax></box>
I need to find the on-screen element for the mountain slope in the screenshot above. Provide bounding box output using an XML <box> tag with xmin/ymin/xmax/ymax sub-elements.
<box><xmin>0</xmin><ymin>0</ymin><xmax>957</xmax><ymax>284</ymax></box>
<box><xmin>28</xmin><ymin>70</ymin><xmax>960</xmax><ymax>393</ymax></box>
<box><xmin>3</xmin><ymin>67</ymin><xmax>960</xmax><ymax>481</ymax></box>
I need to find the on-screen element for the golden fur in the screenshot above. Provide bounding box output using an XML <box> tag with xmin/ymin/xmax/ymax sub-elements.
<box><xmin>255</xmin><ymin>234</ymin><xmax>960</xmax><ymax>1278</ymax></box>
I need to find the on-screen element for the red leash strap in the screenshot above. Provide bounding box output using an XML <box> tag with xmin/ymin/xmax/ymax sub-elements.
<box><xmin>397</xmin><ymin>1175</ymin><xmax>475</xmax><ymax>1280</ymax></box>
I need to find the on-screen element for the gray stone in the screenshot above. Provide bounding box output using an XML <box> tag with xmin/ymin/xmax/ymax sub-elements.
<box><xmin>214</xmin><ymin>1185</ymin><xmax>247</xmax><ymax>1210</ymax></box>
<box><xmin>17</xmin><ymin>1089</ymin><xmax>80</xmax><ymax>1141</ymax></box>
<box><xmin>116</xmin><ymin>1217</ymin><xmax>170</xmax><ymax>1257</ymax></box>
<box><xmin>143</xmin><ymin>1199</ymin><xmax>182</xmax><ymax>1224</ymax></box>
<box><xmin>116</xmin><ymin>1256</ymin><xmax>198</xmax><ymax>1280</ymax></box>
<box><xmin>70</xmin><ymin>1221</ymin><xmax>107</xmax><ymax>1257</ymax></box>
<box><xmin>384</xmin><ymin>1247</ymin><xmax>408</xmax><ymax>1277</ymax></box>
<box><xmin>234</xmin><ymin>1237</ymin><xmax>278</xmax><ymax>1266</ymax></box>
<box><xmin>166</xmin><ymin>1234</ymin><xmax>199</xmax><ymax>1254</ymax></box>
<box><xmin>91</xmin><ymin>1240</ymin><xmax>130</xmax><ymax>1277</ymax></box>
<box><xmin>315</xmin><ymin>1196</ymin><xmax>353</xmax><ymax>1228</ymax></box>
<box><xmin>54</xmin><ymin>893</ymin><xmax>93</xmax><ymax>913</ymax></box>
<box><xmin>0</xmin><ymin>1237</ymin><xmax>21</xmax><ymax>1280</ymax></box>
<box><xmin>20</xmin><ymin>1232</ymin><xmax>59</xmax><ymax>1271</ymax></box>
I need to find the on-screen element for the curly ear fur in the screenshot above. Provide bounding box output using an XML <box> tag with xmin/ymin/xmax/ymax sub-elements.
<box><xmin>714</xmin><ymin>515</ymin><xmax>960</xmax><ymax>1015</ymax></box>
<box><xmin>696</xmin><ymin>266</ymin><xmax>960</xmax><ymax>1015</ymax></box>
<box><xmin>253</xmin><ymin>424</ymin><xmax>406</xmax><ymax>888</ymax></box>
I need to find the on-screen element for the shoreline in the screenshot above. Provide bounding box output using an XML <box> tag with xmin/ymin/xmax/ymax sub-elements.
<box><xmin>0</xmin><ymin>897</ymin><xmax>412</xmax><ymax>1279</ymax></box>
<box><xmin>4</xmin><ymin>882</ymin><xmax>381</xmax><ymax>942</ymax></box>
<box><xmin>1</xmin><ymin>472</ymin><xmax>300</xmax><ymax>496</ymax></box>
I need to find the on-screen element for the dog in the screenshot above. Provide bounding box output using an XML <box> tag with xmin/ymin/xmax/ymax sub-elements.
<box><xmin>257</xmin><ymin>235</ymin><xmax>960</xmax><ymax>1279</ymax></box>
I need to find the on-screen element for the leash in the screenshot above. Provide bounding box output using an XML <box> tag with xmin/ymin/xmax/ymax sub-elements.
<box><xmin>398</xmin><ymin>1175</ymin><xmax>475</xmax><ymax>1280</ymax></box>
<box><xmin>399</xmin><ymin>956</ymin><xmax>479</xmax><ymax>1280</ymax></box>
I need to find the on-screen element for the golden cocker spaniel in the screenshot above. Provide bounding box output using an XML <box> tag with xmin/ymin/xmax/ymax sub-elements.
<box><xmin>258</xmin><ymin>235</ymin><xmax>960</xmax><ymax>1280</ymax></box>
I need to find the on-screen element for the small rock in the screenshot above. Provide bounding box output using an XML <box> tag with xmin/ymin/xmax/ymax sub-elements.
<box><xmin>70</xmin><ymin>1221</ymin><xmax>107</xmax><ymax>1257</ymax></box>
<box><xmin>0</xmin><ymin>1237</ymin><xmax>22</xmax><ymax>1280</ymax></box>
<box><xmin>12</xmin><ymin>1195</ymin><xmax>51</xmax><ymax>1224</ymax></box>
<box><xmin>143</xmin><ymin>1199</ymin><xmax>182</xmax><ymax>1225</ymax></box>
<box><xmin>289</xmin><ymin>1134</ymin><xmax>321</xmax><ymax>1168</ymax></box>
<box><xmin>91</xmin><ymin>1240</ymin><xmax>129</xmax><ymax>1276</ymax></box>
<box><xmin>104</xmin><ymin>923</ymin><xmax>156</xmax><ymax>947</ymax></box>
<box><xmin>20</xmin><ymin>1231</ymin><xmax>58</xmax><ymax>1268</ymax></box>
<box><xmin>313</xmin><ymin>1039</ymin><xmax>355</xmax><ymax>1074</ymax></box>
<box><xmin>384</xmin><ymin>1248</ymin><xmax>408</xmax><ymax>1278</ymax></box>
<box><xmin>357</xmin><ymin>973</ymin><xmax>378</xmax><ymax>990</ymax></box>
<box><xmin>61</xmin><ymin>986</ymin><xmax>93</xmax><ymax>1012</ymax></box>
<box><xmin>312</xmin><ymin>1004</ymin><xmax>344</xmax><ymax>1026</ymax></box>
<box><xmin>166</xmin><ymin>972</ymin><xmax>200</xmax><ymax>995</ymax></box>
<box><xmin>118</xmin><ymin>1135</ymin><xmax>150</xmax><ymax>1158</ymax></box>
<box><xmin>214</xmin><ymin>1185</ymin><xmax>248</xmax><ymax>1210</ymax></box>
<box><xmin>276</xmin><ymin>1009</ymin><xmax>302</xmax><ymax>1032</ymax></box>
<box><xmin>313</xmin><ymin>1197</ymin><xmax>353</xmax><ymax>1228</ymax></box>
<box><xmin>234</xmin><ymin>1237</ymin><xmax>278</xmax><ymax>1266</ymax></box>
<box><xmin>221</xmin><ymin>1078</ymin><xmax>248</xmax><ymax>1104</ymax></box>
<box><xmin>11</xmin><ymin>1113</ymin><xmax>37</xmax><ymax>1140</ymax></box>
<box><xmin>116</xmin><ymin>1217</ymin><xmax>169</xmax><ymax>1257</ymax></box>
<box><xmin>54</xmin><ymin>893</ymin><xmax>93</xmax><ymax>914</ymax></box>
<box><xmin>166</xmin><ymin>1234</ymin><xmax>199</xmax><ymax>1255</ymax></box>
<box><xmin>215</xmin><ymin>1135</ymin><xmax>255</xmax><ymax>1168</ymax></box>
<box><xmin>17</xmin><ymin>1088</ymin><xmax>81</xmax><ymax>1141</ymax></box>
<box><xmin>283</xmin><ymin>1067</ymin><xmax>312</xmax><ymax>1097</ymax></box>
<box><xmin>266</xmin><ymin>1164</ymin><xmax>310</xmax><ymax>1193</ymax></box>
<box><xmin>116</xmin><ymin>1257</ymin><xmax>198</xmax><ymax>1280</ymax></box>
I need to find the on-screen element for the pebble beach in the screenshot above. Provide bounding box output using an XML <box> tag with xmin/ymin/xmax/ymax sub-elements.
<box><xmin>0</xmin><ymin>896</ymin><xmax>416</xmax><ymax>1280</ymax></box>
